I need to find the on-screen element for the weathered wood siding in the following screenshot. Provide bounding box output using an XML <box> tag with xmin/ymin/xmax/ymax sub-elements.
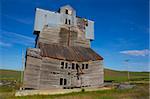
<box><xmin>37</xmin><ymin>26</ymin><xmax>90</xmax><ymax>48</ymax></box>
<box><xmin>24</xmin><ymin>55</ymin><xmax>103</xmax><ymax>89</ymax></box>
<box><xmin>24</xmin><ymin>54</ymin><xmax>103</xmax><ymax>89</ymax></box>
<box><xmin>23</xmin><ymin>56</ymin><xmax>42</xmax><ymax>89</ymax></box>
<box><xmin>39</xmin><ymin>58</ymin><xmax>64</xmax><ymax>89</ymax></box>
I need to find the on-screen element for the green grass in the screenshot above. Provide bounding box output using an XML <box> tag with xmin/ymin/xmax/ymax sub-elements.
<box><xmin>1</xmin><ymin>83</ymin><xmax>149</xmax><ymax>99</ymax></box>
<box><xmin>0</xmin><ymin>69</ymin><xmax>149</xmax><ymax>99</ymax></box>
<box><xmin>0</xmin><ymin>69</ymin><xmax>21</xmax><ymax>81</ymax></box>
<box><xmin>104</xmin><ymin>69</ymin><xmax>149</xmax><ymax>82</ymax></box>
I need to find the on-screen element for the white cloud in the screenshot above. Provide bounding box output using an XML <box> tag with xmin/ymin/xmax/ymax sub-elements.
<box><xmin>1</xmin><ymin>30</ymin><xmax>35</xmax><ymax>46</ymax></box>
<box><xmin>120</xmin><ymin>49</ymin><xmax>150</xmax><ymax>56</ymax></box>
<box><xmin>4</xmin><ymin>14</ymin><xmax>33</xmax><ymax>25</ymax></box>
<box><xmin>0</xmin><ymin>41</ymin><xmax>12</xmax><ymax>47</ymax></box>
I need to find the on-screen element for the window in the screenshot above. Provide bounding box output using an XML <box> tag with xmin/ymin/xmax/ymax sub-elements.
<box><xmin>86</xmin><ymin>64</ymin><xmax>88</xmax><ymax>69</ymax></box>
<box><xmin>65</xmin><ymin>19</ymin><xmax>67</xmax><ymax>24</ymax></box>
<box><xmin>65</xmin><ymin>63</ymin><xmax>68</xmax><ymax>69</ymax></box>
<box><xmin>82</xmin><ymin>64</ymin><xmax>84</xmax><ymax>69</ymax></box>
<box><xmin>86</xmin><ymin>23</ymin><xmax>88</xmax><ymax>26</ymax></box>
<box><xmin>65</xmin><ymin>9</ymin><xmax>68</xmax><ymax>14</ymax></box>
<box><xmin>60</xmin><ymin>78</ymin><xmax>63</xmax><ymax>85</ymax></box>
<box><xmin>60</xmin><ymin>78</ymin><xmax>67</xmax><ymax>85</ymax></box>
<box><xmin>61</xmin><ymin>62</ymin><xmax>64</xmax><ymax>69</ymax></box>
<box><xmin>77</xmin><ymin>76</ymin><xmax>79</xmax><ymax>80</ymax></box>
<box><xmin>72</xmin><ymin>63</ymin><xmax>75</xmax><ymax>69</ymax></box>
<box><xmin>64</xmin><ymin>79</ymin><xmax>67</xmax><ymax>85</ymax></box>
<box><xmin>76</xmin><ymin>64</ymin><xmax>79</xmax><ymax>69</ymax></box>
<box><xmin>68</xmin><ymin>20</ymin><xmax>71</xmax><ymax>25</ymax></box>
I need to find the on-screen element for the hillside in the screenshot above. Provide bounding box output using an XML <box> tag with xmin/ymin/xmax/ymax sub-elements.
<box><xmin>104</xmin><ymin>69</ymin><xmax>149</xmax><ymax>82</ymax></box>
<box><xmin>0</xmin><ymin>69</ymin><xmax>21</xmax><ymax>81</ymax></box>
<box><xmin>0</xmin><ymin>69</ymin><xmax>149</xmax><ymax>82</ymax></box>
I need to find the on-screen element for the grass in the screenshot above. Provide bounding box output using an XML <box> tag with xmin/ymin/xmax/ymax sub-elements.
<box><xmin>104</xmin><ymin>69</ymin><xmax>149</xmax><ymax>82</ymax></box>
<box><xmin>0</xmin><ymin>69</ymin><xmax>21</xmax><ymax>81</ymax></box>
<box><xmin>1</xmin><ymin>83</ymin><xmax>149</xmax><ymax>99</ymax></box>
<box><xmin>0</xmin><ymin>69</ymin><xmax>149</xmax><ymax>99</ymax></box>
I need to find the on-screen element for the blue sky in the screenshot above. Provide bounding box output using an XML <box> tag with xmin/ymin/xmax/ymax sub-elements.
<box><xmin>0</xmin><ymin>0</ymin><xmax>149</xmax><ymax>71</ymax></box>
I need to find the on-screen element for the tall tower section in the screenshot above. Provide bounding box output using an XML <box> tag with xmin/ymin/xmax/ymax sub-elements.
<box><xmin>34</xmin><ymin>5</ymin><xmax>94</xmax><ymax>48</ymax></box>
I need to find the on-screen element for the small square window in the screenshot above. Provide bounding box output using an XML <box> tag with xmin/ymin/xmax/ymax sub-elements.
<box><xmin>61</xmin><ymin>62</ymin><xmax>64</xmax><ymax>65</ymax></box>
<box><xmin>82</xmin><ymin>64</ymin><xmax>84</xmax><ymax>69</ymax></box>
<box><xmin>65</xmin><ymin>63</ymin><xmax>68</xmax><ymax>69</ymax></box>
<box><xmin>77</xmin><ymin>76</ymin><xmax>79</xmax><ymax>80</ymax></box>
<box><xmin>68</xmin><ymin>20</ymin><xmax>71</xmax><ymax>25</ymax></box>
<box><xmin>65</xmin><ymin>9</ymin><xmax>68</xmax><ymax>14</ymax></box>
<box><xmin>64</xmin><ymin>79</ymin><xmax>67</xmax><ymax>85</ymax></box>
<box><xmin>61</xmin><ymin>62</ymin><xmax>64</xmax><ymax>69</ymax></box>
<box><xmin>60</xmin><ymin>78</ymin><xmax>63</xmax><ymax>85</ymax></box>
<box><xmin>65</xmin><ymin>19</ymin><xmax>67</xmax><ymax>24</ymax></box>
<box><xmin>76</xmin><ymin>64</ymin><xmax>79</xmax><ymax>69</ymax></box>
<box><xmin>86</xmin><ymin>23</ymin><xmax>88</xmax><ymax>26</ymax></box>
<box><xmin>72</xmin><ymin>63</ymin><xmax>75</xmax><ymax>69</ymax></box>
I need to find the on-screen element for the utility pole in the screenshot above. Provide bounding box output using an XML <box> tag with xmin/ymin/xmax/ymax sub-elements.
<box><xmin>124</xmin><ymin>59</ymin><xmax>130</xmax><ymax>81</ymax></box>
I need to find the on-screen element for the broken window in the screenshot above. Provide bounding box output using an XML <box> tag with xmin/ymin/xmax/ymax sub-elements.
<box><xmin>86</xmin><ymin>64</ymin><xmax>88</xmax><ymax>69</ymax></box>
<box><xmin>61</xmin><ymin>62</ymin><xmax>64</xmax><ymax>69</ymax></box>
<box><xmin>72</xmin><ymin>63</ymin><xmax>75</xmax><ymax>69</ymax></box>
<box><xmin>60</xmin><ymin>78</ymin><xmax>63</xmax><ymax>85</ymax></box>
<box><xmin>64</xmin><ymin>79</ymin><xmax>67</xmax><ymax>85</ymax></box>
<box><xmin>82</xmin><ymin>64</ymin><xmax>84</xmax><ymax>69</ymax></box>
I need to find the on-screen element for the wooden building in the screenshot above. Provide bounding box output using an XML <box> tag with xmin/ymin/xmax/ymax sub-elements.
<box><xmin>23</xmin><ymin>5</ymin><xmax>104</xmax><ymax>90</ymax></box>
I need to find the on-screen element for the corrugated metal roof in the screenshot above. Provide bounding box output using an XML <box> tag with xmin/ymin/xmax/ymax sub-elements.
<box><xmin>39</xmin><ymin>43</ymin><xmax>103</xmax><ymax>62</ymax></box>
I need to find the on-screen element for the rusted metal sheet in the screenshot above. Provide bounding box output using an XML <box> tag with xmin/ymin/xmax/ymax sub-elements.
<box><xmin>39</xmin><ymin>43</ymin><xmax>103</xmax><ymax>62</ymax></box>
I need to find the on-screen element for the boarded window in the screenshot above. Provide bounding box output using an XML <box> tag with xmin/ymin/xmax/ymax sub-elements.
<box><xmin>61</xmin><ymin>62</ymin><xmax>64</xmax><ymax>69</ymax></box>
<box><xmin>60</xmin><ymin>78</ymin><xmax>63</xmax><ymax>85</ymax></box>
<box><xmin>86</xmin><ymin>64</ymin><xmax>88</xmax><ymax>69</ymax></box>
<box><xmin>72</xmin><ymin>63</ymin><xmax>75</xmax><ymax>69</ymax></box>
<box><xmin>64</xmin><ymin>79</ymin><xmax>67</xmax><ymax>85</ymax></box>
<box><xmin>82</xmin><ymin>64</ymin><xmax>84</xmax><ymax>69</ymax></box>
